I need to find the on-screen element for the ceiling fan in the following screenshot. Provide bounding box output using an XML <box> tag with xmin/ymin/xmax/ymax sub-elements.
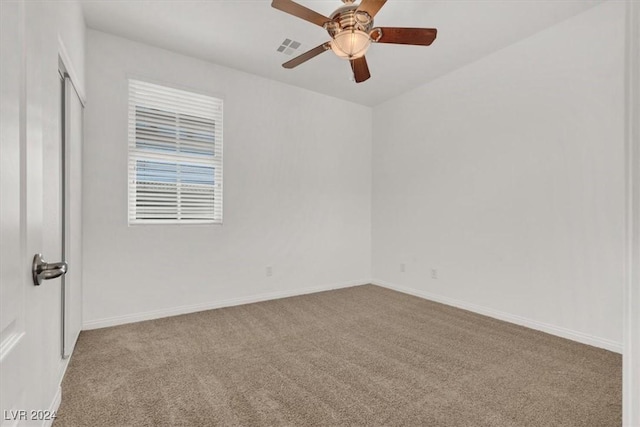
<box><xmin>271</xmin><ymin>0</ymin><xmax>437</xmax><ymax>83</ymax></box>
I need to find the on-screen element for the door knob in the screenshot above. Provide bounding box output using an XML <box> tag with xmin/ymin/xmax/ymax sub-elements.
<box><xmin>32</xmin><ymin>253</ymin><xmax>68</xmax><ymax>286</ymax></box>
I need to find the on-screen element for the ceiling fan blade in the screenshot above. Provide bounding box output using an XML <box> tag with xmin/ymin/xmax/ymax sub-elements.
<box><xmin>374</xmin><ymin>27</ymin><xmax>438</xmax><ymax>46</ymax></box>
<box><xmin>356</xmin><ymin>0</ymin><xmax>387</xmax><ymax>19</ymax></box>
<box><xmin>282</xmin><ymin>43</ymin><xmax>330</xmax><ymax>69</ymax></box>
<box><xmin>350</xmin><ymin>56</ymin><xmax>371</xmax><ymax>83</ymax></box>
<box><xmin>271</xmin><ymin>0</ymin><xmax>332</xmax><ymax>27</ymax></box>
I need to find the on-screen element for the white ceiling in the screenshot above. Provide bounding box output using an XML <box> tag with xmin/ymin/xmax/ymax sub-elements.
<box><xmin>81</xmin><ymin>0</ymin><xmax>603</xmax><ymax>106</ymax></box>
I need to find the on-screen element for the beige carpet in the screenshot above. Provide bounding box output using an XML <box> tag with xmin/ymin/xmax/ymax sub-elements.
<box><xmin>55</xmin><ymin>285</ymin><xmax>621</xmax><ymax>426</ymax></box>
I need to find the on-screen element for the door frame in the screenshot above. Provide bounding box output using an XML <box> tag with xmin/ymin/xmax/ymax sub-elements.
<box><xmin>623</xmin><ymin>0</ymin><xmax>640</xmax><ymax>425</ymax></box>
<box><xmin>57</xmin><ymin>37</ymin><xmax>86</xmax><ymax>107</ymax></box>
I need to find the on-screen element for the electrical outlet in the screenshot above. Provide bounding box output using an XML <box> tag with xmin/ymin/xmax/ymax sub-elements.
<box><xmin>431</xmin><ymin>268</ymin><xmax>438</xmax><ymax>279</ymax></box>
<box><xmin>266</xmin><ymin>266</ymin><xmax>273</xmax><ymax>277</ymax></box>
<box><xmin>400</xmin><ymin>263</ymin><xmax>406</xmax><ymax>273</ymax></box>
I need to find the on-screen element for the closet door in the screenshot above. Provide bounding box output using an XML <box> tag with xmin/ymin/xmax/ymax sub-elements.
<box><xmin>61</xmin><ymin>74</ymin><xmax>83</xmax><ymax>358</ymax></box>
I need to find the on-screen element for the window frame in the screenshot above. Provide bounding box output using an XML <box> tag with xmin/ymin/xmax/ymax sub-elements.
<box><xmin>127</xmin><ymin>79</ymin><xmax>223</xmax><ymax>226</ymax></box>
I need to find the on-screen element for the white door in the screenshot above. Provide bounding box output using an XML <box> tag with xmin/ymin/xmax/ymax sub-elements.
<box><xmin>0</xmin><ymin>1</ymin><xmax>28</xmax><ymax>422</ymax></box>
<box><xmin>1</xmin><ymin>1</ymin><xmax>80</xmax><ymax>424</ymax></box>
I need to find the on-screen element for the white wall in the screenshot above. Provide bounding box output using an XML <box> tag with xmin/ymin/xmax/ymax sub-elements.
<box><xmin>372</xmin><ymin>1</ymin><xmax>626</xmax><ymax>352</ymax></box>
<box><xmin>82</xmin><ymin>30</ymin><xmax>372</xmax><ymax>328</ymax></box>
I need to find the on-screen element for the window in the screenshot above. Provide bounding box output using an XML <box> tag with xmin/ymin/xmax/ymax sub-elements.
<box><xmin>128</xmin><ymin>79</ymin><xmax>223</xmax><ymax>225</ymax></box>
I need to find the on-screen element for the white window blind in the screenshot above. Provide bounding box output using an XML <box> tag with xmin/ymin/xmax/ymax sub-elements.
<box><xmin>128</xmin><ymin>79</ymin><xmax>223</xmax><ymax>225</ymax></box>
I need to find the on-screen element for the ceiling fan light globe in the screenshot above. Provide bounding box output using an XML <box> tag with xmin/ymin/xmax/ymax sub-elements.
<box><xmin>331</xmin><ymin>29</ymin><xmax>371</xmax><ymax>59</ymax></box>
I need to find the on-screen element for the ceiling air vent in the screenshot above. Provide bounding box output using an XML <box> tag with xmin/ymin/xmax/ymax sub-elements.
<box><xmin>276</xmin><ymin>38</ymin><xmax>302</xmax><ymax>56</ymax></box>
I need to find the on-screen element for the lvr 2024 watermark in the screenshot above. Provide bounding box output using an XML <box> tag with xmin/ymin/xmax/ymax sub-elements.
<box><xmin>3</xmin><ymin>410</ymin><xmax>57</xmax><ymax>421</ymax></box>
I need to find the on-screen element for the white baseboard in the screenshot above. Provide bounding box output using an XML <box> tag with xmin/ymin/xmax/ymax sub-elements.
<box><xmin>372</xmin><ymin>279</ymin><xmax>623</xmax><ymax>354</ymax></box>
<box><xmin>43</xmin><ymin>386</ymin><xmax>61</xmax><ymax>427</ymax></box>
<box><xmin>82</xmin><ymin>280</ymin><xmax>368</xmax><ymax>330</ymax></box>
<box><xmin>82</xmin><ymin>278</ymin><xmax>623</xmax><ymax>353</ymax></box>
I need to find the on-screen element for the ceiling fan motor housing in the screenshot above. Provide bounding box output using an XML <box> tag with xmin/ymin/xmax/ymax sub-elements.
<box><xmin>325</xmin><ymin>4</ymin><xmax>373</xmax><ymax>37</ymax></box>
<box><xmin>325</xmin><ymin>4</ymin><xmax>374</xmax><ymax>59</ymax></box>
